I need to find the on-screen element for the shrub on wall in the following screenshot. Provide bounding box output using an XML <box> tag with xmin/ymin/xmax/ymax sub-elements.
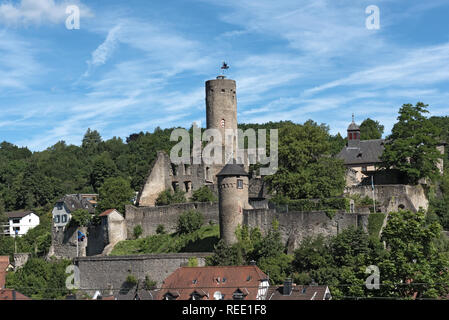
<box><xmin>155</xmin><ymin>189</ymin><xmax>186</xmax><ymax>206</ymax></box>
<box><xmin>126</xmin><ymin>274</ymin><xmax>137</xmax><ymax>286</ymax></box>
<box><xmin>133</xmin><ymin>225</ymin><xmax>143</xmax><ymax>239</ymax></box>
<box><xmin>191</xmin><ymin>186</ymin><xmax>217</xmax><ymax>203</ymax></box>
<box><xmin>156</xmin><ymin>224</ymin><xmax>166</xmax><ymax>234</ymax></box>
<box><xmin>270</xmin><ymin>197</ymin><xmax>349</xmax><ymax>212</ymax></box>
<box><xmin>177</xmin><ymin>210</ymin><xmax>204</xmax><ymax>234</ymax></box>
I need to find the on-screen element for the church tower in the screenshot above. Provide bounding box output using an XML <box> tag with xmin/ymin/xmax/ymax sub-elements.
<box><xmin>347</xmin><ymin>114</ymin><xmax>361</xmax><ymax>148</ymax></box>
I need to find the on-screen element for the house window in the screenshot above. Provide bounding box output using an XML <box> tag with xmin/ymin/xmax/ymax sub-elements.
<box><xmin>237</xmin><ymin>179</ymin><xmax>243</xmax><ymax>189</ymax></box>
<box><xmin>62</xmin><ymin>215</ymin><xmax>67</xmax><ymax>223</ymax></box>
<box><xmin>233</xmin><ymin>290</ymin><xmax>245</xmax><ymax>300</ymax></box>
<box><xmin>54</xmin><ymin>215</ymin><xmax>61</xmax><ymax>223</ymax></box>
<box><xmin>13</xmin><ymin>227</ymin><xmax>20</xmax><ymax>232</ymax></box>
<box><xmin>12</xmin><ymin>219</ymin><xmax>20</xmax><ymax>224</ymax></box>
<box><xmin>190</xmin><ymin>293</ymin><xmax>202</xmax><ymax>300</ymax></box>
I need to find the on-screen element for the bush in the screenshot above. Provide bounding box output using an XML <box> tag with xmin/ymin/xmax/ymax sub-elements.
<box><xmin>270</xmin><ymin>197</ymin><xmax>349</xmax><ymax>212</ymax></box>
<box><xmin>156</xmin><ymin>224</ymin><xmax>166</xmax><ymax>234</ymax></box>
<box><xmin>133</xmin><ymin>225</ymin><xmax>143</xmax><ymax>239</ymax></box>
<box><xmin>188</xmin><ymin>257</ymin><xmax>198</xmax><ymax>267</ymax></box>
<box><xmin>155</xmin><ymin>189</ymin><xmax>186</xmax><ymax>206</ymax></box>
<box><xmin>69</xmin><ymin>209</ymin><xmax>92</xmax><ymax>227</ymax></box>
<box><xmin>126</xmin><ymin>274</ymin><xmax>137</xmax><ymax>286</ymax></box>
<box><xmin>144</xmin><ymin>276</ymin><xmax>157</xmax><ymax>289</ymax></box>
<box><xmin>191</xmin><ymin>186</ymin><xmax>217</xmax><ymax>203</ymax></box>
<box><xmin>177</xmin><ymin>210</ymin><xmax>204</xmax><ymax>234</ymax></box>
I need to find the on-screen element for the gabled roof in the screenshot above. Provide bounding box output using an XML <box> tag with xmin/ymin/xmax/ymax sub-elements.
<box><xmin>337</xmin><ymin>139</ymin><xmax>385</xmax><ymax>165</ymax></box>
<box><xmin>267</xmin><ymin>284</ymin><xmax>331</xmax><ymax>300</ymax></box>
<box><xmin>159</xmin><ymin>265</ymin><xmax>268</xmax><ymax>300</ymax></box>
<box><xmin>99</xmin><ymin>209</ymin><xmax>116</xmax><ymax>217</ymax></box>
<box><xmin>5</xmin><ymin>211</ymin><xmax>34</xmax><ymax>219</ymax></box>
<box><xmin>217</xmin><ymin>163</ymin><xmax>249</xmax><ymax>177</ymax></box>
<box><xmin>56</xmin><ymin>194</ymin><xmax>96</xmax><ymax>214</ymax></box>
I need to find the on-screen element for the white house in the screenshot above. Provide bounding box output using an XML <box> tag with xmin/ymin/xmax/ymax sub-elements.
<box><xmin>52</xmin><ymin>194</ymin><xmax>97</xmax><ymax>229</ymax></box>
<box><xmin>5</xmin><ymin>211</ymin><xmax>40</xmax><ymax>237</ymax></box>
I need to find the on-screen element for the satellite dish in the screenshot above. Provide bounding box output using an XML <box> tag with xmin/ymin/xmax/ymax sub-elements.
<box><xmin>213</xmin><ymin>291</ymin><xmax>222</xmax><ymax>300</ymax></box>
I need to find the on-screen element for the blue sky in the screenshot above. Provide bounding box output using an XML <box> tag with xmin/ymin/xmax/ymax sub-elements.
<box><xmin>1</xmin><ymin>0</ymin><xmax>449</xmax><ymax>151</ymax></box>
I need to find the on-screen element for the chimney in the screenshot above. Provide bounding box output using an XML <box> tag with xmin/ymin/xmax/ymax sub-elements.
<box><xmin>249</xmin><ymin>260</ymin><xmax>256</xmax><ymax>266</ymax></box>
<box><xmin>283</xmin><ymin>278</ymin><xmax>293</xmax><ymax>296</ymax></box>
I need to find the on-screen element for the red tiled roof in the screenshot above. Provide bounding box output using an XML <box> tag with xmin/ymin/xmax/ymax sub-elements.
<box><xmin>0</xmin><ymin>256</ymin><xmax>10</xmax><ymax>289</ymax></box>
<box><xmin>158</xmin><ymin>265</ymin><xmax>269</xmax><ymax>300</ymax></box>
<box><xmin>99</xmin><ymin>209</ymin><xmax>116</xmax><ymax>217</ymax></box>
<box><xmin>0</xmin><ymin>289</ymin><xmax>31</xmax><ymax>300</ymax></box>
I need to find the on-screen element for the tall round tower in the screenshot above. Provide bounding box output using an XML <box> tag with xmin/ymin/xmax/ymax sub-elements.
<box><xmin>216</xmin><ymin>163</ymin><xmax>250</xmax><ymax>245</ymax></box>
<box><xmin>205</xmin><ymin>76</ymin><xmax>238</xmax><ymax>144</ymax></box>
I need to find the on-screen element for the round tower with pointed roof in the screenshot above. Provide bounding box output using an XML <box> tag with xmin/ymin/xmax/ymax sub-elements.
<box><xmin>216</xmin><ymin>162</ymin><xmax>250</xmax><ymax>245</ymax></box>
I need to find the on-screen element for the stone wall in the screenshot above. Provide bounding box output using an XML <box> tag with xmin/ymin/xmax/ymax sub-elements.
<box><xmin>243</xmin><ymin>209</ymin><xmax>369</xmax><ymax>251</ymax></box>
<box><xmin>125</xmin><ymin>202</ymin><xmax>219</xmax><ymax>238</ymax></box>
<box><xmin>74</xmin><ymin>253</ymin><xmax>210</xmax><ymax>296</ymax></box>
<box><xmin>49</xmin><ymin>225</ymin><xmax>87</xmax><ymax>259</ymax></box>
<box><xmin>345</xmin><ymin>184</ymin><xmax>428</xmax><ymax>213</ymax></box>
<box><xmin>12</xmin><ymin>253</ymin><xmax>30</xmax><ymax>269</ymax></box>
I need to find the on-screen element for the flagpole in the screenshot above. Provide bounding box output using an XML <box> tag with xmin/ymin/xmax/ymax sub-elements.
<box><xmin>372</xmin><ymin>175</ymin><xmax>376</xmax><ymax>213</ymax></box>
<box><xmin>76</xmin><ymin>229</ymin><xmax>79</xmax><ymax>257</ymax></box>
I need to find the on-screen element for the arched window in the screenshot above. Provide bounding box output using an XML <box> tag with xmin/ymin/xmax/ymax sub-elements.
<box><xmin>221</xmin><ymin>119</ymin><xmax>225</xmax><ymax>128</ymax></box>
<box><xmin>348</xmin><ymin>132</ymin><xmax>353</xmax><ymax>140</ymax></box>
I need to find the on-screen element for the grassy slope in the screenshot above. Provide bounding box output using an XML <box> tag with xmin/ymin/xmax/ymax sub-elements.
<box><xmin>110</xmin><ymin>224</ymin><xmax>219</xmax><ymax>256</ymax></box>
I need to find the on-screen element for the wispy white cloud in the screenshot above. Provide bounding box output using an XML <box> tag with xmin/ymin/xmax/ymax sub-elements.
<box><xmin>0</xmin><ymin>0</ymin><xmax>92</xmax><ymax>26</ymax></box>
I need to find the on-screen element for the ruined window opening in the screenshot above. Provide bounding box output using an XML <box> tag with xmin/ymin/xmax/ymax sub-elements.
<box><xmin>172</xmin><ymin>182</ymin><xmax>179</xmax><ymax>191</ymax></box>
<box><xmin>171</xmin><ymin>163</ymin><xmax>177</xmax><ymax>176</ymax></box>
<box><xmin>184</xmin><ymin>181</ymin><xmax>192</xmax><ymax>192</ymax></box>
<box><xmin>184</xmin><ymin>164</ymin><xmax>191</xmax><ymax>175</ymax></box>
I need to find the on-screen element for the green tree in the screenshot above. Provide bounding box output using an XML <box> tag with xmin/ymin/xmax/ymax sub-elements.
<box><xmin>177</xmin><ymin>210</ymin><xmax>204</xmax><ymax>234</ymax></box>
<box><xmin>360</xmin><ymin>118</ymin><xmax>384</xmax><ymax>140</ymax></box>
<box><xmin>134</xmin><ymin>225</ymin><xmax>143</xmax><ymax>239</ymax></box>
<box><xmin>69</xmin><ymin>209</ymin><xmax>92</xmax><ymax>227</ymax></box>
<box><xmin>6</xmin><ymin>258</ymin><xmax>71</xmax><ymax>300</ymax></box>
<box><xmin>265</xmin><ymin>120</ymin><xmax>346</xmax><ymax>199</ymax></box>
<box><xmin>381</xmin><ymin>103</ymin><xmax>442</xmax><ymax>183</ymax></box>
<box><xmin>96</xmin><ymin>177</ymin><xmax>134</xmax><ymax>214</ymax></box>
<box><xmin>378</xmin><ymin>210</ymin><xmax>449</xmax><ymax>299</ymax></box>
<box><xmin>155</xmin><ymin>189</ymin><xmax>186</xmax><ymax>206</ymax></box>
<box><xmin>82</xmin><ymin>128</ymin><xmax>102</xmax><ymax>153</ymax></box>
<box><xmin>191</xmin><ymin>186</ymin><xmax>217</xmax><ymax>203</ymax></box>
<box><xmin>90</xmin><ymin>152</ymin><xmax>119</xmax><ymax>192</ymax></box>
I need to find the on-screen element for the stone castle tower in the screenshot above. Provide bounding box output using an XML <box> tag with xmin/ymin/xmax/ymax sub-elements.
<box><xmin>205</xmin><ymin>75</ymin><xmax>238</xmax><ymax>140</ymax></box>
<box><xmin>205</xmin><ymin>75</ymin><xmax>238</xmax><ymax>165</ymax></box>
<box><xmin>217</xmin><ymin>163</ymin><xmax>250</xmax><ymax>245</ymax></box>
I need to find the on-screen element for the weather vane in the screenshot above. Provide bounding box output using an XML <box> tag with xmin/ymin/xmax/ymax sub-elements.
<box><xmin>220</xmin><ymin>61</ymin><xmax>229</xmax><ymax>75</ymax></box>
